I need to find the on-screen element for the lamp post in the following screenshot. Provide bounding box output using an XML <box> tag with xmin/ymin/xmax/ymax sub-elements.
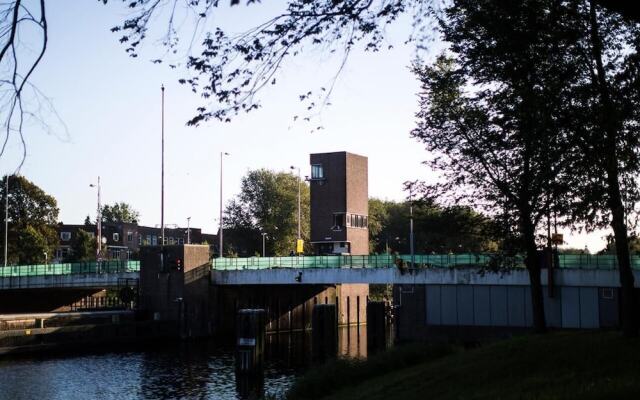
<box><xmin>262</xmin><ymin>232</ymin><xmax>267</xmax><ymax>257</ymax></box>
<box><xmin>90</xmin><ymin>176</ymin><xmax>102</xmax><ymax>261</ymax></box>
<box><xmin>290</xmin><ymin>165</ymin><xmax>301</xmax><ymax>253</ymax></box>
<box><xmin>4</xmin><ymin>174</ymin><xmax>8</xmax><ymax>267</ymax></box>
<box><xmin>408</xmin><ymin>183</ymin><xmax>415</xmax><ymax>268</ymax></box>
<box><xmin>161</xmin><ymin>85</ymin><xmax>165</xmax><ymax>248</ymax></box>
<box><xmin>186</xmin><ymin>216</ymin><xmax>191</xmax><ymax>244</ymax></box>
<box><xmin>219</xmin><ymin>152</ymin><xmax>230</xmax><ymax>257</ymax></box>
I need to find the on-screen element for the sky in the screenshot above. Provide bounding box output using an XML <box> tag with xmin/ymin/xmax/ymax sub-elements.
<box><xmin>1</xmin><ymin>1</ymin><xmax>607</xmax><ymax>252</ymax></box>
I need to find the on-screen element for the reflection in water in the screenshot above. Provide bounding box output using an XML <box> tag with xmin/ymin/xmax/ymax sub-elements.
<box><xmin>0</xmin><ymin>325</ymin><xmax>383</xmax><ymax>399</ymax></box>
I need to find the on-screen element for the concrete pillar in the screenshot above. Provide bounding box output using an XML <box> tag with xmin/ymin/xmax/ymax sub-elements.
<box><xmin>367</xmin><ymin>301</ymin><xmax>386</xmax><ymax>353</ymax></box>
<box><xmin>312</xmin><ymin>304</ymin><xmax>337</xmax><ymax>362</ymax></box>
<box><xmin>236</xmin><ymin>309</ymin><xmax>266</xmax><ymax>374</ymax></box>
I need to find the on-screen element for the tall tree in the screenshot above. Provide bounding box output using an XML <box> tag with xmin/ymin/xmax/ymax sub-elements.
<box><xmin>224</xmin><ymin>169</ymin><xmax>310</xmax><ymax>256</ymax></box>
<box><xmin>101</xmin><ymin>202</ymin><xmax>140</xmax><ymax>224</ymax></box>
<box><xmin>0</xmin><ymin>174</ymin><xmax>59</xmax><ymax>264</ymax></box>
<box><xmin>411</xmin><ymin>0</ymin><xmax>583</xmax><ymax>332</ymax></box>
<box><xmin>563</xmin><ymin>0</ymin><xmax>640</xmax><ymax>336</ymax></box>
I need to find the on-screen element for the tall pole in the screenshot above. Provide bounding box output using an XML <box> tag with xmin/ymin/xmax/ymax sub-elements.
<box><xmin>187</xmin><ymin>217</ymin><xmax>191</xmax><ymax>244</ymax></box>
<box><xmin>97</xmin><ymin>176</ymin><xmax>101</xmax><ymax>260</ymax></box>
<box><xmin>262</xmin><ymin>233</ymin><xmax>267</xmax><ymax>257</ymax></box>
<box><xmin>219</xmin><ymin>152</ymin><xmax>229</xmax><ymax>257</ymax></box>
<box><xmin>91</xmin><ymin>177</ymin><xmax>102</xmax><ymax>261</ymax></box>
<box><xmin>4</xmin><ymin>175</ymin><xmax>8</xmax><ymax>267</ymax></box>
<box><xmin>409</xmin><ymin>184</ymin><xmax>415</xmax><ymax>268</ymax></box>
<box><xmin>290</xmin><ymin>166</ymin><xmax>301</xmax><ymax>253</ymax></box>
<box><xmin>161</xmin><ymin>85</ymin><xmax>165</xmax><ymax>248</ymax></box>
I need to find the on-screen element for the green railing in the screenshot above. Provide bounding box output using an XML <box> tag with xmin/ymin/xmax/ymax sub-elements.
<box><xmin>212</xmin><ymin>253</ymin><xmax>640</xmax><ymax>270</ymax></box>
<box><xmin>0</xmin><ymin>260</ymin><xmax>140</xmax><ymax>278</ymax></box>
<box><xmin>212</xmin><ymin>255</ymin><xmax>397</xmax><ymax>270</ymax></box>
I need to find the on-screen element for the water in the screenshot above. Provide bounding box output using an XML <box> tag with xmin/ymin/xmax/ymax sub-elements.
<box><xmin>0</xmin><ymin>326</ymin><xmax>374</xmax><ymax>400</ymax></box>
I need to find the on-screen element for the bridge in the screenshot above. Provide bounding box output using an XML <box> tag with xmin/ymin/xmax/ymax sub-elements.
<box><xmin>2</xmin><ymin>254</ymin><xmax>640</xmax><ymax>290</ymax></box>
<box><xmin>0</xmin><ymin>260</ymin><xmax>140</xmax><ymax>290</ymax></box>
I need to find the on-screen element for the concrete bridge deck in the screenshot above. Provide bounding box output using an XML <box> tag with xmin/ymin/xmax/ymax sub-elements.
<box><xmin>211</xmin><ymin>267</ymin><xmax>640</xmax><ymax>287</ymax></box>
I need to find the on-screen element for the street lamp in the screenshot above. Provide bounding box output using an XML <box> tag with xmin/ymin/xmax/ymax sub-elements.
<box><xmin>408</xmin><ymin>183</ymin><xmax>415</xmax><ymax>268</ymax></box>
<box><xmin>186</xmin><ymin>216</ymin><xmax>191</xmax><ymax>244</ymax></box>
<box><xmin>290</xmin><ymin>165</ymin><xmax>301</xmax><ymax>254</ymax></box>
<box><xmin>90</xmin><ymin>176</ymin><xmax>102</xmax><ymax>261</ymax></box>
<box><xmin>3</xmin><ymin>174</ymin><xmax>8</xmax><ymax>267</ymax></box>
<box><xmin>219</xmin><ymin>152</ymin><xmax>230</xmax><ymax>257</ymax></box>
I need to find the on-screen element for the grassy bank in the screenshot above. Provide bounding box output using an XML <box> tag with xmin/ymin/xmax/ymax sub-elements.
<box><xmin>287</xmin><ymin>331</ymin><xmax>640</xmax><ymax>400</ymax></box>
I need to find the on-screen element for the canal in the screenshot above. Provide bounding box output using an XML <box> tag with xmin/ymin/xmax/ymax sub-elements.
<box><xmin>0</xmin><ymin>326</ymin><xmax>376</xmax><ymax>400</ymax></box>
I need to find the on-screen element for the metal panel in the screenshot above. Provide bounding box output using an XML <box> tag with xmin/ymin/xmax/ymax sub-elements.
<box><xmin>441</xmin><ymin>285</ymin><xmax>458</xmax><ymax>325</ymax></box>
<box><xmin>473</xmin><ymin>286</ymin><xmax>491</xmax><ymax>326</ymax></box>
<box><xmin>561</xmin><ymin>287</ymin><xmax>580</xmax><ymax>328</ymax></box>
<box><xmin>507</xmin><ymin>286</ymin><xmax>526</xmax><ymax>327</ymax></box>
<box><xmin>598</xmin><ymin>287</ymin><xmax>619</xmax><ymax>328</ymax></box>
<box><xmin>456</xmin><ymin>286</ymin><xmax>474</xmax><ymax>325</ymax></box>
<box><xmin>490</xmin><ymin>286</ymin><xmax>508</xmax><ymax>326</ymax></box>
<box><xmin>543</xmin><ymin>287</ymin><xmax>563</xmax><ymax>328</ymax></box>
<box><xmin>579</xmin><ymin>287</ymin><xmax>599</xmax><ymax>328</ymax></box>
<box><xmin>425</xmin><ymin>285</ymin><xmax>441</xmax><ymax>326</ymax></box>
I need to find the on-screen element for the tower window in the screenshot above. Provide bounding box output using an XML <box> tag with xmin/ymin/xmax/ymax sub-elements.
<box><xmin>311</xmin><ymin>164</ymin><xmax>324</xmax><ymax>179</ymax></box>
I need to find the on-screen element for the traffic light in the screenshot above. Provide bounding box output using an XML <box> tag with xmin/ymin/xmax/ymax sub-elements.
<box><xmin>174</xmin><ymin>258</ymin><xmax>182</xmax><ymax>271</ymax></box>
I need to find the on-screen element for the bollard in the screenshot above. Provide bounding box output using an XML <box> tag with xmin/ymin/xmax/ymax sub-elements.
<box><xmin>366</xmin><ymin>301</ymin><xmax>386</xmax><ymax>353</ymax></box>
<box><xmin>312</xmin><ymin>304</ymin><xmax>337</xmax><ymax>362</ymax></box>
<box><xmin>236</xmin><ymin>309</ymin><xmax>266</xmax><ymax>374</ymax></box>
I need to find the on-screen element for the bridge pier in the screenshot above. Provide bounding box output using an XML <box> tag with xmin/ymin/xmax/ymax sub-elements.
<box><xmin>312</xmin><ymin>303</ymin><xmax>337</xmax><ymax>362</ymax></box>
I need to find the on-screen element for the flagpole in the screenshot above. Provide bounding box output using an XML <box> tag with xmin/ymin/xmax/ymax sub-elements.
<box><xmin>161</xmin><ymin>85</ymin><xmax>165</xmax><ymax>248</ymax></box>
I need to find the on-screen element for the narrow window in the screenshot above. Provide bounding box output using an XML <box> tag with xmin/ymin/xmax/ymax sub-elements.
<box><xmin>60</xmin><ymin>232</ymin><xmax>71</xmax><ymax>241</ymax></box>
<box><xmin>311</xmin><ymin>164</ymin><xmax>324</xmax><ymax>179</ymax></box>
<box><xmin>113</xmin><ymin>233</ymin><xmax>119</xmax><ymax>242</ymax></box>
<box><xmin>127</xmin><ymin>231</ymin><xmax>133</xmax><ymax>242</ymax></box>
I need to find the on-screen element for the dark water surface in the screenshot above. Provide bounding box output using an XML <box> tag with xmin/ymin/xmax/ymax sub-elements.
<box><xmin>0</xmin><ymin>326</ymin><xmax>372</xmax><ymax>400</ymax></box>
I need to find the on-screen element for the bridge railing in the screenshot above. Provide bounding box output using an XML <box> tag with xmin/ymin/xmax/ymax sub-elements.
<box><xmin>212</xmin><ymin>255</ymin><xmax>397</xmax><ymax>270</ymax></box>
<box><xmin>0</xmin><ymin>260</ymin><xmax>140</xmax><ymax>278</ymax></box>
<box><xmin>211</xmin><ymin>253</ymin><xmax>640</xmax><ymax>270</ymax></box>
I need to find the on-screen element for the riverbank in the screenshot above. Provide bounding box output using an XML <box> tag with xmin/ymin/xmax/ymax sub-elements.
<box><xmin>287</xmin><ymin>331</ymin><xmax>640</xmax><ymax>400</ymax></box>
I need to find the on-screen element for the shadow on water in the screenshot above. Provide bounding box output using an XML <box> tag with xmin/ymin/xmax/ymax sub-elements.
<box><xmin>0</xmin><ymin>325</ymin><xmax>389</xmax><ymax>399</ymax></box>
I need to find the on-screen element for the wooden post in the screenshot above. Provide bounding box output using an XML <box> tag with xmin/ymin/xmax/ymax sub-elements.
<box><xmin>236</xmin><ymin>309</ymin><xmax>266</xmax><ymax>374</ymax></box>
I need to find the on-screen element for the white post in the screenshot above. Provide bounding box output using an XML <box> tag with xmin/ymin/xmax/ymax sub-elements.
<box><xmin>91</xmin><ymin>177</ymin><xmax>102</xmax><ymax>261</ymax></box>
<box><xmin>187</xmin><ymin>216</ymin><xmax>191</xmax><ymax>244</ymax></box>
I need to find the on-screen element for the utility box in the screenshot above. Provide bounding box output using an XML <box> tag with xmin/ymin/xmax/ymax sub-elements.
<box><xmin>139</xmin><ymin>244</ymin><xmax>212</xmax><ymax>338</ymax></box>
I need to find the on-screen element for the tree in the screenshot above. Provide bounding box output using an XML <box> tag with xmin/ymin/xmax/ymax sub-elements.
<box><xmin>101</xmin><ymin>202</ymin><xmax>140</xmax><ymax>224</ymax></box>
<box><xmin>410</xmin><ymin>0</ymin><xmax>586</xmax><ymax>332</ymax></box>
<box><xmin>67</xmin><ymin>229</ymin><xmax>96</xmax><ymax>262</ymax></box>
<box><xmin>369</xmin><ymin>198</ymin><xmax>498</xmax><ymax>255</ymax></box>
<box><xmin>84</xmin><ymin>215</ymin><xmax>92</xmax><ymax>226</ymax></box>
<box><xmin>100</xmin><ymin>0</ymin><xmax>640</xmax><ymax>127</ymax></box>
<box><xmin>0</xmin><ymin>174</ymin><xmax>59</xmax><ymax>264</ymax></box>
<box><xmin>570</xmin><ymin>0</ymin><xmax>640</xmax><ymax>337</ymax></box>
<box><xmin>224</xmin><ymin>169</ymin><xmax>310</xmax><ymax>256</ymax></box>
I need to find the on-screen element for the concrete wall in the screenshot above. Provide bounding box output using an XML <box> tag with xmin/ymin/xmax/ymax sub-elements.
<box><xmin>139</xmin><ymin>244</ymin><xmax>212</xmax><ymax>338</ymax></box>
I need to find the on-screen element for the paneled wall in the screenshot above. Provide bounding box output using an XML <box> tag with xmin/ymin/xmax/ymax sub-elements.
<box><xmin>424</xmin><ymin>284</ymin><xmax>618</xmax><ymax>329</ymax></box>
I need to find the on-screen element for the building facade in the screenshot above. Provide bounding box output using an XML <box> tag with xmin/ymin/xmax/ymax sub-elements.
<box><xmin>309</xmin><ymin>151</ymin><xmax>369</xmax><ymax>255</ymax></box>
<box><xmin>55</xmin><ymin>222</ymin><xmax>217</xmax><ymax>262</ymax></box>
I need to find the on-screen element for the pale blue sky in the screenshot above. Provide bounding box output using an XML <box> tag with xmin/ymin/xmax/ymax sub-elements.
<box><xmin>1</xmin><ymin>1</ymin><xmax>605</xmax><ymax>251</ymax></box>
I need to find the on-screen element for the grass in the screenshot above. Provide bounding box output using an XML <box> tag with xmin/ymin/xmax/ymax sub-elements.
<box><xmin>286</xmin><ymin>331</ymin><xmax>640</xmax><ymax>400</ymax></box>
